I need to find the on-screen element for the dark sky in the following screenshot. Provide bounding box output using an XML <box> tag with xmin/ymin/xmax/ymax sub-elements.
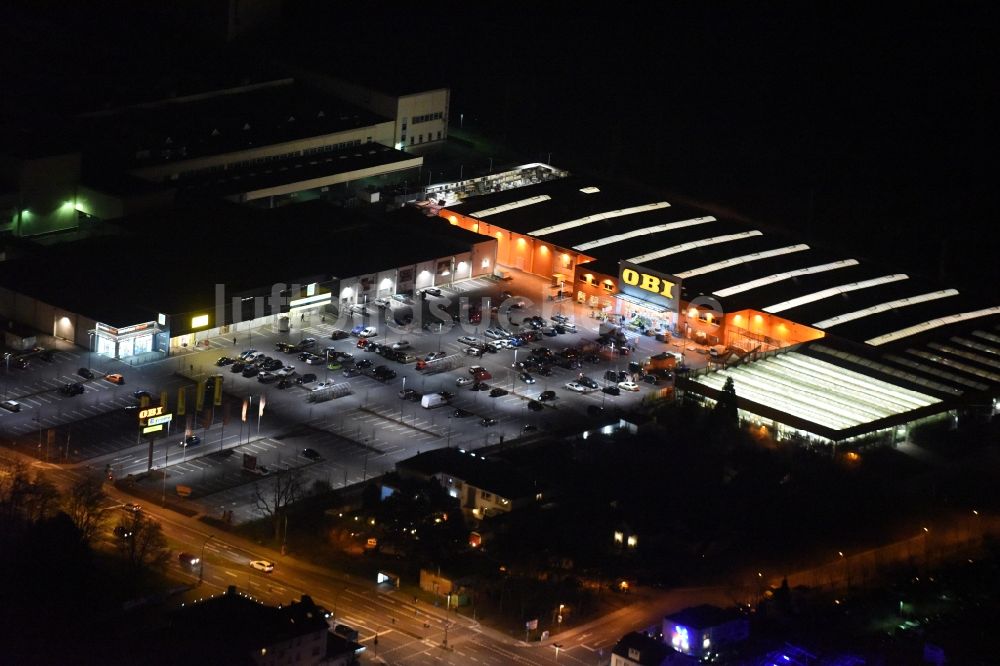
<box><xmin>6</xmin><ymin>1</ymin><xmax>998</xmax><ymax>292</ymax></box>
<box><xmin>286</xmin><ymin>1</ymin><xmax>997</xmax><ymax>292</ymax></box>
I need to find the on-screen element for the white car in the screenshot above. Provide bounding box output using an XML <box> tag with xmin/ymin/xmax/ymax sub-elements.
<box><xmin>392</xmin><ymin>340</ymin><xmax>411</xmax><ymax>350</ymax></box>
<box><xmin>564</xmin><ymin>382</ymin><xmax>587</xmax><ymax>393</ymax></box>
<box><xmin>359</xmin><ymin>327</ymin><xmax>378</xmax><ymax>338</ymax></box>
<box><xmin>425</xmin><ymin>351</ymin><xmax>447</xmax><ymax>361</ymax></box>
<box><xmin>458</xmin><ymin>335</ymin><xmax>480</xmax><ymax>345</ymax></box>
<box><xmin>312</xmin><ymin>381</ymin><xmax>335</xmax><ymax>391</ymax></box>
<box><xmin>618</xmin><ymin>381</ymin><xmax>640</xmax><ymax>392</ymax></box>
<box><xmin>456</xmin><ymin>376</ymin><xmax>473</xmax><ymax>386</ymax></box>
<box><xmin>0</xmin><ymin>399</ymin><xmax>22</xmax><ymax>412</ymax></box>
<box><xmin>487</xmin><ymin>340</ymin><xmax>507</xmax><ymax>352</ymax></box>
<box><xmin>276</xmin><ymin>367</ymin><xmax>297</xmax><ymax>378</ymax></box>
<box><xmin>250</xmin><ymin>560</ymin><xmax>275</xmax><ymax>573</ymax></box>
<box><xmin>484</xmin><ymin>328</ymin><xmax>505</xmax><ymax>340</ymax></box>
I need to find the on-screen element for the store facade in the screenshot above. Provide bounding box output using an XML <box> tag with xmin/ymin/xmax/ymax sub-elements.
<box><xmin>93</xmin><ymin>320</ymin><xmax>168</xmax><ymax>359</ymax></box>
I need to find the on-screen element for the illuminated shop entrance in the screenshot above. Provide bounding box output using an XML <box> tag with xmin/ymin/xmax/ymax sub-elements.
<box><xmin>93</xmin><ymin>321</ymin><xmax>162</xmax><ymax>360</ymax></box>
<box><xmin>614</xmin><ymin>293</ymin><xmax>677</xmax><ymax>337</ymax></box>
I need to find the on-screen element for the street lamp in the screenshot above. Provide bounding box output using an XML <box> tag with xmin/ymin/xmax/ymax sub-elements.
<box><xmin>199</xmin><ymin>534</ymin><xmax>216</xmax><ymax>584</ymax></box>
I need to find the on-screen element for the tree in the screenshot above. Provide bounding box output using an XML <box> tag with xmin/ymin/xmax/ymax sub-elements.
<box><xmin>114</xmin><ymin>512</ymin><xmax>170</xmax><ymax>574</ymax></box>
<box><xmin>64</xmin><ymin>476</ymin><xmax>108</xmax><ymax>544</ymax></box>
<box><xmin>254</xmin><ymin>470</ymin><xmax>303</xmax><ymax>542</ymax></box>
<box><xmin>713</xmin><ymin>376</ymin><xmax>739</xmax><ymax>431</ymax></box>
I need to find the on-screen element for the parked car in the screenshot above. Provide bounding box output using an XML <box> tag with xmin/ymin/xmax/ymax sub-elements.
<box><xmin>355</xmin><ymin>358</ymin><xmax>373</xmax><ymax>369</ymax></box>
<box><xmin>330</xmin><ymin>329</ymin><xmax>350</xmax><ymax>340</ymax></box>
<box><xmin>456</xmin><ymin>376</ymin><xmax>473</xmax><ymax>386</ymax></box>
<box><xmin>373</xmin><ymin>366</ymin><xmax>396</xmax><ymax>380</ymax></box>
<box><xmin>258</xmin><ymin>372</ymin><xmax>277</xmax><ymax>384</ymax></box>
<box><xmin>489</xmin><ymin>388</ymin><xmax>509</xmax><ymax>397</ymax></box>
<box><xmin>528</xmin><ymin>400</ymin><xmax>544</xmax><ymax>412</ymax></box>
<box><xmin>242</xmin><ymin>365</ymin><xmax>259</xmax><ymax>377</ymax></box>
<box><xmin>577</xmin><ymin>376</ymin><xmax>600</xmax><ymax>389</ymax></box>
<box><xmin>359</xmin><ymin>327</ymin><xmax>378</xmax><ymax>338</ymax></box>
<box><xmin>522</xmin><ymin>424</ymin><xmax>538</xmax><ymax>433</ymax></box>
<box><xmin>0</xmin><ymin>400</ymin><xmax>22</xmax><ymax>412</ymax></box>
<box><xmin>303</xmin><ymin>448</ymin><xmax>321</xmax><ymax>460</ymax></box>
<box><xmin>457</xmin><ymin>335</ymin><xmax>480</xmax><ymax>345</ymax></box>
<box><xmin>399</xmin><ymin>388</ymin><xmax>422</xmax><ymax>401</ymax></box>
<box><xmin>618</xmin><ymin>381</ymin><xmax>640</xmax><ymax>392</ymax></box>
<box><xmin>105</xmin><ymin>373</ymin><xmax>125</xmax><ymax>385</ymax></box>
<box><xmin>298</xmin><ymin>338</ymin><xmax>317</xmax><ymax>350</ymax></box>
<box><xmin>77</xmin><ymin>367</ymin><xmax>95</xmax><ymax>379</ymax></box>
<box><xmin>59</xmin><ymin>382</ymin><xmax>85</xmax><ymax>396</ymax></box>
<box><xmin>519</xmin><ymin>372</ymin><xmax>536</xmax><ymax>384</ymax></box>
<box><xmin>471</xmin><ymin>382</ymin><xmax>491</xmax><ymax>391</ymax></box>
<box><xmin>250</xmin><ymin>560</ymin><xmax>275</xmax><ymax>573</ymax></box>
<box><xmin>602</xmin><ymin>386</ymin><xmax>621</xmax><ymax>396</ymax></box>
<box><xmin>296</xmin><ymin>373</ymin><xmax>317</xmax><ymax>384</ymax></box>
<box><xmin>277</xmin><ymin>378</ymin><xmax>292</xmax><ymax>389</ymax></box>
<box><xmin>216</xmin><ymin>356</ymin><xmax>235</xmax><ymax>366</ymax></box>
<box><xmin>480</xmin><ymin>417</ymin><xmax>499</xmax><ymax>427</ymax></box>
<box><xmin>122</xmin><ymin>502</ymin><xmax>142</xmax><ymax>514</ymax></box>
<box><xmin>453</xmin><ymin>408</ymin><xmax>472</xmax><ymax>418</ymax></box>
<box><xmin>539</xmin><ymin>390</ymin><xmax>557</xmax><ymax>401</ymax></box>
<box><xmin>239</xmin><ymin>349</ymin><xmax>258</xmax><ymax>360</ymax></box>
<box><xmin>465</xmin><ymin>346</ymin><xmax>485</xmax><ymax>357</ymax></box>
<box><xmin>391</xmin><ymin>340</ymin><xmax>411</xmax><ymax>350</ymax></box>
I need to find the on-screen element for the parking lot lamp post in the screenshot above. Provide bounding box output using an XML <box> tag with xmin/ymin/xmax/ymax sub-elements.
<box><xmin>324</xmin><ymin>349</ymin><xmax>331</xmax><ymax>381</ymax></box>
<box><xmin>401</xmin><ymin>377</ymin><xmax>406</xmax><ymax>419</ymax></box>
<box><xmin>199</xmin><ymin>534</ymin><xmax>215</xmax><ymax>584</ymax></box>
<box><xmin>88</xmin><ymin>332</ymin><xmax>94</xmax><ymax>369</ymax></box>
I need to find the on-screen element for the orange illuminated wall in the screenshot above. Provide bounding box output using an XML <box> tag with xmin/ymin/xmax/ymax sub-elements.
<box><xmin>439</xmin><ymin>207</ymin><xmax>593</xmax><ymax>278</ymax></box>
<box><xmin>724</xmin><ymin>309</ymin><xmax>825</xmax><ymax>347</ymax></box>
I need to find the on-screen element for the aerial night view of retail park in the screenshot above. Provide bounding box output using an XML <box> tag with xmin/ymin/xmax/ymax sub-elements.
<box><xmin>1</xmin><ymin>2</ymin><xmax>998</xmax><ymax>665</ymax></box>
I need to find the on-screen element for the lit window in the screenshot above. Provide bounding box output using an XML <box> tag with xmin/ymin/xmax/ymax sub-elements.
<box><xmin>613</xmin><ymin>531</ymin><xmax>623</xmax><ymax>544</ymax></box>
<box><xmin>602</xmin><ymin>281</ymin><xmax>614</xmax><ymax>292</ymax></box>
<box><xmin>626</xmin><ymin>535</ymin><xmax>638</xmax><ymax>548</ymax></box>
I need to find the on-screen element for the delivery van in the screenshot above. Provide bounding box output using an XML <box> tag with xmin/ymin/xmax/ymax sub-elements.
<box><xmin>421</xmin><ymin>393</ymin><xmax>448</xmax><ymax>409</ymax></box>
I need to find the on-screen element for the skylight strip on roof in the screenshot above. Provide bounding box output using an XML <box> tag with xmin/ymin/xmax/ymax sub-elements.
<box><xmin>866</xmin><ymin>307</ymin><xmax>1000</xmax><ymax>346</ymax></box>
<box><xmin>906</xmin><ymin>350</ymin><xmax>1000</xmax><ymax>384</ymax></box>
<box><xmin>713</xmin><ymin>259</ymin><xmax>860</xmax><ymax>298</ymax></box>
<box><xmin>627</xmin><ymin>231</ymin><xmax>762</xmax><ymax>265</ymax></box>
<box><xmin>951</xmin><ymin>336</ymin><xmax>1000</xmax><ymax>357</ymax></box>
<box><xmin>813</xmin><ymin>289</ymin><xmax>959</xmax><ymax>329</ymax></box>
<box><xmin>763</xmin><ymin>274</ymin><xmax>909</xmax><ymax>314</ymax></box>
<box><xmin>675</xmin><ymin>244</ymin><xmax>810</xmax><ymax>279</ymax></box>
<box><xmin>972</xmin><ymin>330</ymin><xmax>1000</xmax><ymax>345</ymax></box>
<box><xmin>529</xmin><ymin>201</ymin><xmax>671</xmax><ymax>236</ymax></box>
<box><xmin>470</xmin><ymin>195</ymin><xmax>552</xmax><ymax>218</ymax></box>
<box><xmin>928</xmin><ymin>342</ymin><xmax>1000</xmax><ymax>369</ymax></box>
<box><xmin>808</xmin><ymin>344</ymin><xmax>963</xmax><ymax>396</ymax></box>
<box><xmin>573</xmin><ymin>216</ymin><xmax>715</xmax><ymax>251</ymax></box>
<box><xmin>884</xmin><ymin>354</ymin><xmax>989</xmax><ymax>391</ymax></box>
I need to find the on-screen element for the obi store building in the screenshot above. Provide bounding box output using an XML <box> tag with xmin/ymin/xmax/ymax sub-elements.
<box><xmin>438</xmin><ymin>174</ymin><xmax>1000</xmax><ymax>443</ymax></box>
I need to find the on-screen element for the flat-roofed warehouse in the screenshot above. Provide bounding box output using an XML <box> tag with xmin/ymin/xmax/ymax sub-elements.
<box><xmin>0</xmin><ymin>202</ymin><xmax>495</xmax><ymax>361</ymax></box>
<box><xmin>436</xmin><ymin>174</ymin><xmax>999</xmax><ymax>443</ymax></box>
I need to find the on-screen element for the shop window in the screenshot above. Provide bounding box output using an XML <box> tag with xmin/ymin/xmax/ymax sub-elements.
<box><xmin>577</xmin><ymin>291</ymin><xmax>586</xmax><ymax>303</ymax></box>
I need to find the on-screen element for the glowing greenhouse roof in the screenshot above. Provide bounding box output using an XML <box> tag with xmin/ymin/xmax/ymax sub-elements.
<box><xmin>692</xmin><ymin>352</ymin><xmax>940</xmax><ymax>433</ymax></box>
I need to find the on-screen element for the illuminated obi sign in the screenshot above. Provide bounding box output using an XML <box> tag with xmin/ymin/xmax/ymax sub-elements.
<box><xmin>618</xmin><ymin>261</ymin><xmax>682</xmax><ymax>313</ymax></box>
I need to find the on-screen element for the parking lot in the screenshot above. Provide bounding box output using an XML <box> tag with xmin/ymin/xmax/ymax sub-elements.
<box><xmin>1</xmin><ymin>269</ymin><xmax>695</xmax><ymax>523</ymax></box>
